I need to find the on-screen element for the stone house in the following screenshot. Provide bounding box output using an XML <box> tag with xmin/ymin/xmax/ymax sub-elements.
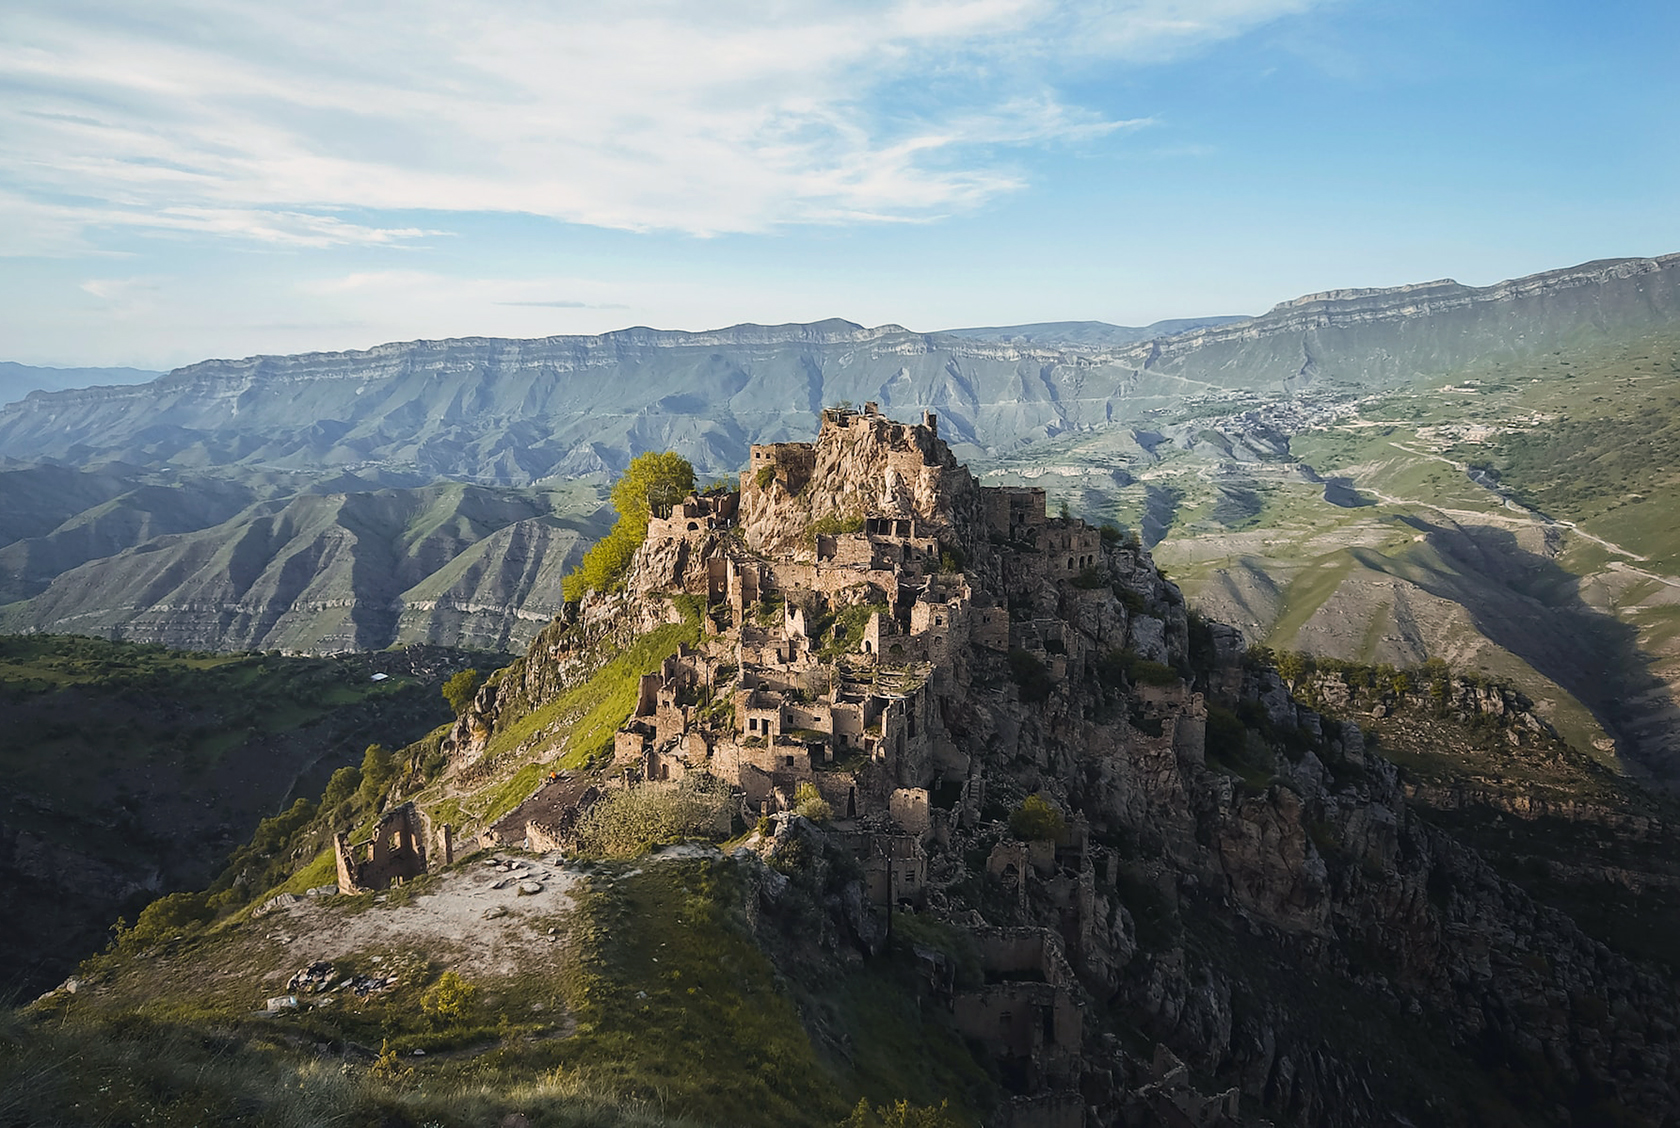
<box><xmin>334</xmin><ymin>803</ymin><xmax>452</xmax><ymax>893</ymax></box>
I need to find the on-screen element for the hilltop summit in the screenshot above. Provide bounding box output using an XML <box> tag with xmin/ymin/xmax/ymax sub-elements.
<box><xmin>414</xmin><ymin>404</ymin><xmax>1680</xmax><ymax>1124</ymax></box>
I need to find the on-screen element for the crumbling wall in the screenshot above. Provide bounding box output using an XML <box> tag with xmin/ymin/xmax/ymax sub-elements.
<box><xmin>335</xmin><ymin>803</ymin><xmax>445</xmax><ymax>893</ymax></box>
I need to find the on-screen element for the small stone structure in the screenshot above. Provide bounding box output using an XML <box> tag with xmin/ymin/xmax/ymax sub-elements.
<box><xmin>953</xmin><ymin>928</ymin><xmax>1083</xmax><ymax>1094</ymax></box>
<box><xmin>334</xmin><ymin>803</ymin><xmax>452</xmax><ymax>893</ymax></box>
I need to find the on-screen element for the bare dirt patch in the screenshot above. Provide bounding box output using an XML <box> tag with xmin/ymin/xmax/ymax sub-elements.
<box><xmin>264</xmin><ymin>853</ymin><xmax>583</xmax><ymax>978</ymax></box>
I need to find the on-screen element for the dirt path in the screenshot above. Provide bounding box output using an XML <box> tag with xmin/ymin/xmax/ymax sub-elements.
<box><xmin>1375</xmin><ymin>442</ymin><xmax>1657</xmax><ymax>565</ymax></box>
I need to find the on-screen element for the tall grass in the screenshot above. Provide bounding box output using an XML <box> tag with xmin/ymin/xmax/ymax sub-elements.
<box><xmin>0</xmin><ymin>1007</ymin><xmax>705</xmax><ymax>1128</ymax></box>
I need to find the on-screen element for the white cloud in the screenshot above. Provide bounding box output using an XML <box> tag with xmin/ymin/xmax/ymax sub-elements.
<box><xmin>0</xmin><ymin>0</ymin><xmax>1320</xmax><ymax>245</ymax></box>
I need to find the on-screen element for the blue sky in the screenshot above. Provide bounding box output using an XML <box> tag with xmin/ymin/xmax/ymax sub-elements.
<box><xmin>2</xmin><ymin>0</ymin><xmax>1676</xmax><ymax>369</ymax></box>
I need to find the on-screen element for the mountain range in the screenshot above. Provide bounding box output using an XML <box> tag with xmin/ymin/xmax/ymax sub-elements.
<box><xmin>4</xmin><ymin>255</ymin><xmax>1673</xmax><ymax>483</ymax></box>
<box><xmin>0</xmin><ymin>362</ymin><xmax>161</xmax><ymax>408</ymax></box>
<box><xmin>934</xmin><ymin>315</ymin><xmax>1248</xmax><ymax>347</ymax></box>
<box><xmin>2</xmin><ymin>252</ymin><xmax>1677</xmax><ymax>781</ymax></box>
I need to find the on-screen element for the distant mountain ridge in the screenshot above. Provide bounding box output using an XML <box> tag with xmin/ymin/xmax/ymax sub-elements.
<box><xmin>0</xmin><ymin>362</ymin><xmax>160</xmax><ymax>408</ymax></box>
<box><xmin>4</xmin><ymin>251</ymin><xmax>1679</xmax><ymax>663</ymax></box>
<box><xmin>0</xmin><ymin>465</ymin><xmax>610</xmax><ymax>653</ymax></box>
<box><xmin>3</xmin><ymin>253</ymin><xmax>1674</xmax><ymax>484</ymax></box>
<box><xmin>936</xmin><ymin>316</ymin><xmax>1248</xmax><ymax>346</ymax></box>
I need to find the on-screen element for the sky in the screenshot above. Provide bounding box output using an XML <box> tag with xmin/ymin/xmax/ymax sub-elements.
<box><xmin>1</xmin><ymin>0</ymin><xmax>1676</xmax><ymax>370</ymax></box>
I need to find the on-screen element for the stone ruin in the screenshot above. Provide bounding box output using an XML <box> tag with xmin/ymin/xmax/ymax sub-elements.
<box><xmin>591</xmin><ymin>403</ymin><xmax>1200</xmax><ymax>851</ymax></box>
<box><xmin>439</xmin><ymin>404</ymin><xmax>1232</xmax><ymax>1121</ymax></box>
<box><xmin>333</xmin><ymin>802</ymin><xmax>454</xmax><ymax>894</ymax></box>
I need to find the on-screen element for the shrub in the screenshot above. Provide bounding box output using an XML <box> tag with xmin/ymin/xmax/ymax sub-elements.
<box><xmin>1071</xmin><ymin>566</ymin><xmax>1107</xmax><ymax>589</ymax></box>
<box><xmin>842</xmin><ymin>1098</ymin><xmax>965</xmax><ymax>1128</ymax></box>
<box><xmin>807</xmin><ymin>508</ymin><xmax>865</xmax><ymax>544</ymax></box>
<box><xmin>1113</xmin><ymin>585</ymin><xmax>1150</xmax><ymax>615</ymax></box>
<box><xmin>368</xmin><ymin>1037</ymin><xmax>413</xmax><ymax>1082</ymax></box>
<box><xmin>124</xmin><ymin>890</ymin><xmax>213</xmax><ymax>945</ymax></box>
<box><xmin>421</xmin><ymin>970</ymin><xmax>477</xmax><ymax>1025</ymax></box>
<box><xmin>1098</xmin><ymin>647</ymin><xmax>1178</xmax><ymax>688</ymax></box>
<box><xmin>1126</xmin><ymin>655</ymin><xmax>1179</xmax><ymax>687</ymax></box>
<box><xmin>755</xmin><ymin>464</ymin><xmax>779</xmax><ymax>490</ymax></box>
<box><xmin>572</xmin><ymin>774</ymin><xmax>734</xmax><ymax>856</ymax></box>
<box><xmin>1008</xmin><ymin>794</ymin><xmax>1065</xmax><ymax>842</ymax></box>
<box><xmin>793</xmin><ymin>781</ymin><xmax>833</xmax><ymax>822</ymax></box>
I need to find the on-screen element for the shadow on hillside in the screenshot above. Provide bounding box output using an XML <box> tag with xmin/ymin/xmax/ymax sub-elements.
<box><xmin>1142</xmin><ymin>484</ymin><xmax>1183</xmax><ymax>548</ymax></box>
<box><xmin>1395</xmin><ymin>517</ymin><xmax>1680</xmax><ymax>780</ymax></box>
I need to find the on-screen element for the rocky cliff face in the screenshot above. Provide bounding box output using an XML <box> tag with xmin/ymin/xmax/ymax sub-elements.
<box><xmin>436</xmin><ymin>406</ymin><xmax>1680</xmax><ymax>1125</ymax></box>
<box><xmin>3</xmin><ymin>256</ymin><xmax>1674</xmax><ymax>482</ymax></box>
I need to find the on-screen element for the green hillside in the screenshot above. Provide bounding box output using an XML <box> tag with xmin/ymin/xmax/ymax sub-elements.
<box><xmin>0</xmin><ymin>634</ymin><xmax>503</xmax><ymax>999</ymax></box>
<box><xmin>0</xmin><ymin>474</ymin><xmax>611</xmax><ymax>654</ymax></box>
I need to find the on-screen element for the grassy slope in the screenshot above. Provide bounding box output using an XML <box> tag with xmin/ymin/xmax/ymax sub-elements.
<box><xmin>0</xmin><ymin>634</ymin><xmax>483</xmax><ymax>999</ymax></box>
<box><xmin>1126</xmin><ymin>332</ymin><xmax>1680</xmax><ymax>774</ymax></box>
<box><xmin>3</xmin><ymin>852</ymin><xmax>986</xmax><ymax>1128</ymax></box>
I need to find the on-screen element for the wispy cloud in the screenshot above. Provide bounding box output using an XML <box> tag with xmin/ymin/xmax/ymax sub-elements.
<box><xmin>78</xmin><ymin>273</ymin><xmax>169</xmax><ymax>317</ymax></box>
<box><xmin>0</xmin><ymin>0</ymin><xmax>1322</xmax><ymax>246</ymax></box>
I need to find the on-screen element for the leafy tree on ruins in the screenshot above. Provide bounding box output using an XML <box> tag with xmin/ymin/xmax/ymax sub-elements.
<box><xmin>1008</xmin><ymin>793</ymin><xmax>1066</xmax><ymax>842</ymax></box>
<box><xmin>563</xmin><ymin>451</ymin><xmax>696</xmax><ymax>602</ymax></box>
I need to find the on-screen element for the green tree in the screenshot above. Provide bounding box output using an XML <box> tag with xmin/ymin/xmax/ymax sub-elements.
<box><xmin>793</xmin><ymin>781</ymin><xmax>833</xmax><ymax>822</ymax></box>
<box><xmin>1008</xmin><ymin>793</ymin><xmax>1066</xmax><ymax>842</ymax></box>
<box><xmin>1274</xmin><ymin>650</ymin><xmax>1313</xmax><ymax>686</ymax></box>
<box><xmin>612</xmin><ymin>450</ymin><xmax>696</xmax><ymax>525</ymax></box>
<box><xmin>356</xmin><ymin>743</ymin><xmax>398</xmax><ymax>806</ymax></box>
<box><xmin>441</xmin><ymin>668</ymin><xmax>481</xmax><ymax>714</ymax></box>
<box><xmin>125</xmin><ymin>890</ymin><xmax>214</xmax><ymax>946</ymax></box>
<box><xmin>320</xmin><ymin>764</ymin><xmax>361</xmax><ymax>810</ymax></box>
<box><xmin>564</xmin><ymin>451</ymin><xmax>696</xmax><ymax>602</ymax></box>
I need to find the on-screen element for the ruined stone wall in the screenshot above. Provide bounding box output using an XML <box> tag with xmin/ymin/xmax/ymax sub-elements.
<box><xmin>334</xmin><ymin>803</ymin><xmax>437</xmax><ymax>893</ymax></box>
<box><xmin>748</xmin><ymin>443</ymin><xmax>817</xmax><ymax>493</ymax></box>
<box><xmin>741</xmin><ymin>405</ymin><xmax>985</xmax><ymax>560</ymax></box>
<box><xmin>982</xmin><ymin>486</ymin><xmax>1047</xmax><ymax>539</ymax></box>
<box><xmin>889</xmin><ymin>787</ymin><xmax>931</xmax><ymax>837</ymax></box>
<box><xmin>866</xmin><ymin>833</ymin><xmax>926</xmax><ymax>904</ymax></box>
<box><xmin>972</xmin><ymin>602</ymin><xmax>1010</xmax><ymax>651</ymax></box>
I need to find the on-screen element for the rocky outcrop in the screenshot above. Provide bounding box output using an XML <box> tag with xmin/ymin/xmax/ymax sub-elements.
<box><xmin>445</xmin><ymin>405</ymin><xmax>1680</xmax><ymax>1124</ymax></box>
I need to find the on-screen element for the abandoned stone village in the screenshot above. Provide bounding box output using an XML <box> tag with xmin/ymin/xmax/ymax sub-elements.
<box><xmin>326</xmin><ymin>402</ymin><xmax>1243</xmax><ymax>1126</ymax></box>
<box><xmin>318</xmin><ymin>402</ymin><xmax>1679</xmax><ymax>1127</ymax></box>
